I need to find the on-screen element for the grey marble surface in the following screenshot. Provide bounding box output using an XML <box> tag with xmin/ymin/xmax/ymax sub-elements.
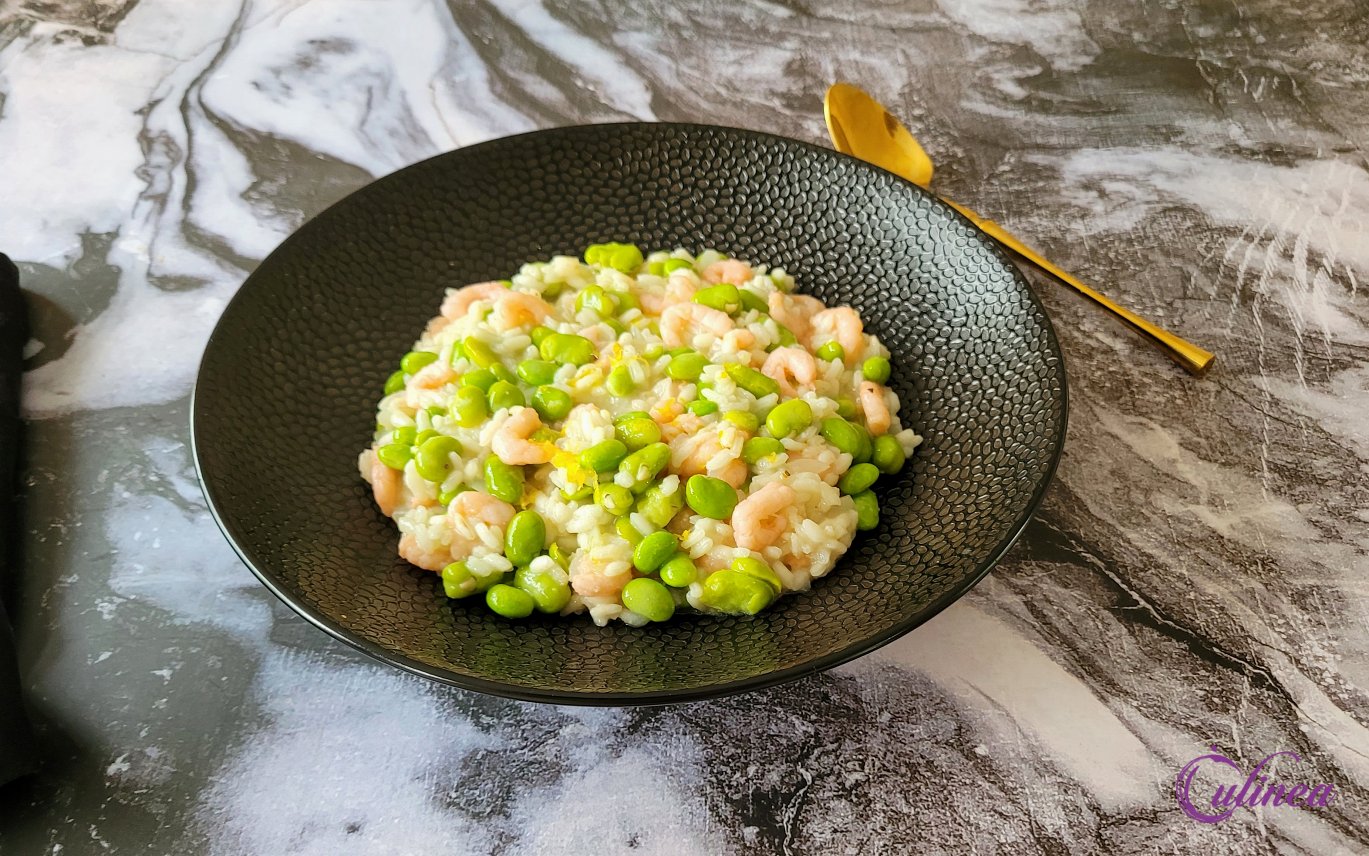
<box><xmin>2</xmin><ymin>0</ymin><xmax>1368</xmax><ymax>853</ymax></box>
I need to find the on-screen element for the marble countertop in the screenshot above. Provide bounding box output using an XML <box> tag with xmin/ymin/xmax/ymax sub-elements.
<box><xmin>3</xmin><ymin>0</ymin><xmax>1368</xmax><ymax>853</ymax></box>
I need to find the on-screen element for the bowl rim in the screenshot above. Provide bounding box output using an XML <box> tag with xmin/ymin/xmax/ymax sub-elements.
<box><xmin>191</xmin><ymin>120</ymin><xmax>1069</xmax><ymax>706</ymax></box>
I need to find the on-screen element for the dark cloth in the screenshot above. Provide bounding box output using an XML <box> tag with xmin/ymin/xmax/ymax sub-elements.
<box><xmin>0</xmin><ymin>253</ymin><xmax>36</xmax><ymax>785</ymax></box>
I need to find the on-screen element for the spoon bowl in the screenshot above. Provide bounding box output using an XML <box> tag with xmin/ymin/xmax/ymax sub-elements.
<box><xmin>823</xmin><ymin>82</ymin><xmax>1215</xmax><ymax>376</ymax></box>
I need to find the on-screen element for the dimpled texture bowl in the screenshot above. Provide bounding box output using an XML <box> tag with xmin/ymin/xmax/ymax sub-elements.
<box><xmin>193</xmin><ymin>123</ymin><xmax>1067</xmax><ymax>705</ymax></box>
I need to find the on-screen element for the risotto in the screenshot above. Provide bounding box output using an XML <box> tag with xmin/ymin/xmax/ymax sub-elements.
<box><xmin>359</xmin><ymin>245</ymin><xmax>921</xmax><ymax>625</ymax></box>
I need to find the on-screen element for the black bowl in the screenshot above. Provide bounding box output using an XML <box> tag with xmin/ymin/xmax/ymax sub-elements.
<box><xmin>192</xmin><ymin>123</ymin><xmax>1066</xmax><ymax>705</ymax></box>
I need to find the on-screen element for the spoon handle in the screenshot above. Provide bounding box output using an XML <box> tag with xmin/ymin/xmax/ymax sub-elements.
<box><xmin>941</xmin><ymin>199</ymin><xmax>1215</xmax><ymax>376</ymax></box>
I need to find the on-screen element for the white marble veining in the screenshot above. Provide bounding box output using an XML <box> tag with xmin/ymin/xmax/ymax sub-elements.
<box><xmin>2</xmin><ymin>0</ymin><xmax>1368</xmax><ymax>853</ymax></box>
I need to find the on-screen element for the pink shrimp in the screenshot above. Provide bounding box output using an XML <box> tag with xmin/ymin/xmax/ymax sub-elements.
<box><xmin>640</xmin><ymin>273</ymin><xmax>701</xmax><ymax>315</ymax></box>
<box><xmin>859</xmin><ymin>380</ymin><xmax>891</xmax><ymax>436</ymax></box>
<box><xmin>491</xmin><ymin>407</ymin><xmax>555</xmax><ymax>465</ymax></box>
<box><xmin>440</xmin><ymin>281</ymin><xmax>506</xmax><ymax>320</ymax></box>
<box><xmin>409</xmin><ymin>360</ymin><xmax>455</xmax><ymax>390</ymax></box>
<box><xmin>569</xmin><ymin>551</ymin><xmax>633</xmax><ymax>598</ymax></box>
<box><xmin>808</xmin><ymin>307</ymin><xmax>865</xmax><ymax>363</ymax></box>
<box><xmin>703</xmin><ymin>259</ymin><xmax>754</xmax><ymax>285</ymax></box>
<box><xmin>720</xmin><ymin>329</ymin><xmax>757</xmax><ymax>354</ymax></box>
<box><xmin>660</xmin><ymin>302</ymin><xmax>735</xmax><ymax>348</ymax></box>
<box><xmin>450</xmin><ymin>490</ymin><xmax>516</xmax><ymax>528</ymax></box>
<box><xmin>767</xmin><ymin>291</ymin><xmax>824</xmax><ymax>342</ymax></box>
<box><xmin>491</xmin><ymin>291</ymin><xmax>551</xmax><ymax>331</ymax></box>
<box><xmin>361</xmin><ymin>450</ymin><xmax>402</xmax><ymax>517</ymax></box>
<box><xmin>657</xmin><ymin>411</ymin><xmax>702</xmax><ymax>443</ymax></box>
<box><xmin>672</xmin><ymin>429</ymin><xmax>748</xmax><ymax>488</ymax></box>
<box><xmin>397</xmin><ymin>532</ymin><xmax>450</xmax><ymax>572</ymax></box>
<box><xmin>761</xmin><ymin>347</ymin><xmax>817</xmax><ymax>396</ymax></box>
<box><xmin>731</xmin><ymin>482</ymin><xmax>796</xmax><ymax>552</ymax></box>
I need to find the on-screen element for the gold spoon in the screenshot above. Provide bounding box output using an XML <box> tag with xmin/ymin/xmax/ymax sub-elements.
<box><xmin>824</xmin><ymin>82</ymin><xmax>1215</xmax><ymax>376</ymax></box>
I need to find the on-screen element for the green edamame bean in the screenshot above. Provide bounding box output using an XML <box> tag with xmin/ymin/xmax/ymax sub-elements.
<box><xmin>461</xmin><ymin>368</ymin><xmax>497</xmax><ymax>392</ymax></box>
<box><xmin>862</xmin><ymin>356</ymin><xmax>891</xmax><ymax>384</ymax></box>
<box><xmin>487</xmin><ymin>380</ymin><xmax>525</xmax><ymax>412</ymax></box>
<box><xmin>414</xmin><ymin>429</ymin><xmax>437</xmax><ymax>446</ymax></box>
<box><xmin>725</xmin><ymin>363</ymin><xmax>780</xmax><ymax>399</ymax></box>
<box><xmin>852</xmin><ymin>490</ymin><xmax>879</xmax><ymax>531</ymax></box>
<box><xmin>530</xmin><ymin>325</ymin><xmax>554</xmax><ymax>347</ymax></box>
<box><xmin>871</xmin><ymin>435</ymin><xmax>906</xmax><ymax>474</ymax></box>
<box><xmin>615</xmin><ymin>415</ymin><xmax>662</xmax><ymax>451</ymax></box>
<box><xmin>376</xmin><ymin>443</ymin><xmax>412</xmax><ymax>470</ymax></box>
<box><xmin>543</xmin><ymin>282</ymin><xmax>566</xmax><ymax>302</ymax></box>
<box><xmin>774</xmin><ymin>325</ymin><xmax>798</xmax><ymax>348</ymax></box>
<box><xmin>661</xmin><ymin>258</ymin><xmax>692</xmax><ymax>274</ymax></box>
<box><xmin>621</xmin><ymin>577</ymin><xmax>675</xmax><ymax>622</ymax></box>
<box><xmin>766</xmin><ymin>399</ymin><xmax>813</xmax><ymax>438</ymax></box>
<box><xmin>538</xmin><ymin>332</ymin><xmax>596</xmax><ymax>366</ymax></box>
<box><xmin>613</xmin><ymin>290</ymin><xmax>639</xmax><ymax>313</ymax></box>
<box><xmin>490</xmin><ymin>363</ymin><xmax>518</xmax><ymax>385</ymax></box>
<box><xmin>530</xmin><ymin>386</ymin><xmax>572</xmax><ymax>422</ymax></box>
<box><xmin>699</xmin><ymin>570</ymin><xmax>774</xmax><ymax>614</ymax></box>
<box><xmin>400</xmin><ymin>350</ymin><xmax>438</xmax><ymax>374</ymax></box>
<box><xmin>687</xmin><ymin>399</ymin><xmax>719</xmax><ymax>416</ymax></box>
<box><xmin>836</xmin><ymin>397</ymin><xmax>858</xmax><ymax>420</ymax></box>
<box><xmin>560</xmin><ymin>483</ymin><xmax>593</xmax><ymax>502</ymax></box>
<box><xmin>504</xmin><ymin>510</ymin><xmax>546</xmax><ymax>566</ymax></box>
<box><xmin>853</xmin><ymin>424</ymin><xmax>873</xmax><ymax>463</ymax></box>
<box><xmin>517</xmin><ymin>359</ymin><xmax>558</xmax><ymax>386</ymax></box>
<box><xmin>606</xmin><ymin>361</ymin><xmax>641</xmax><ymax>397</ymax></box>
<box><xmin>619</xmin><ymin>442</ymin><xmax>670</xmax><ymax>485</ymax></box>
<box><xmin>485</xmin><ymin>584</ymin><xmax>535</xmax><ymax>619</ymax></box>
<box><xmin>738</xmin><ymin>289</ymin><xmax>768</xmax><ymax>314</ymax></box>
<box><xmin>441</xmin><ymin>560</ymin><xmax>477</xmax><ymax>599</ymax></box>
<box><xmin>548</xmin><ymin>543</ymin><xmax>571</xmax><ymax>569</ymax></box>
<box><xmin>415</xmin><ymin>435</ymin><xmax>462</xmax><ymax>482</ymax></box>
<box><xmin>575</xmin><ymin>285</ymin><xmax>617</xmax><ymax>318</ymax></box>
<box><xmin>839</xmin><ymin>462</ymin><xmax>880</xmax><ymax>495</ymax></box>
<box><xmin>390</xmin><ymin>426</ymin><xmax>417</xmax><ymax>446</ymax></box>
<box><xmin>638</xmin><ymin>484</ymin><xmax>686</xmax><ymax>528</ymax></box>
<box><xmin>693</xmin><ymin>284</ymin><xmax>741</xmax><ymax>313</ymax></box>
<box><xmin>579</xmin><ymin>439</ymin><xmax>628</xmax><ymax>472</ymax></box>
<box><xmin>820</xmin><ymin>417</ymin><xmax>864</xmax><ymax>456</ymax></box>
<box><xmin>513</xmin><ymin>565</ymin><xmax>572</xmax><ymax>613</ymax></box>
<box><xmin>607</xmin><ymin>243</ymin><xmax>644</xmax><ymax>273</ymax></box>
<box><xmin>633</xmin><ymin>530</ymin><xmax>679</xmax><ymax>573</ymax></box>
<box><xmin>595</xmin><ymin>483</ymin><xmax>634</xmax><ymax>516</ymax></box>
<box><xmin>584</xmin><ymin>243</ymin><xmax>608</xmax><ymax>265</ymax></box>
<box><xmin>722</xmin><ymin>410</ymin><xmax>760</xmax><ymax>433</ymax></box>
<box><xmin>742</xmin><ymin>436</ymin><xmax>784</xmax><ymax>464</ymax></box>
<box><xmin>658</xmin><ymin>553</ymin><xmax>697</xmax><ymax>587</ymax></box>
<box><xmin>451</xmin><ymin>386</ymin><xmax>489</xmax><ymax>427</ymax></box>
<box><xmin>484</xmin><ymin>457</ymin><xmax>525</xmax><ymax>503</ymax></box>
<box><xmin>816</xmin><ymin>341</ymin><xmax>845</xmax><ymax>362</ymax></box>
<box><xmin>685</xmin><ymin>475</ymin><xmax>738</xmax><ymax>520</ymax></box>
<box><xmin>616</xmin><ymin>516</ymin><xmax>644</xmax><ymax>544</ymax></box>
<box><xmin>437</xmin><ymin>485</ymin><xmax>469</xmax><ymax>506</ymax></box>
<box><xmin>384</xmin><ymin>370</ymin><xmax>406</xmax><ymax>395</ymax></box>
<box><xmin>666</xmin><ymin>351</ymin><xmax>709</xmax><ymax>381</ymax></box>
<box><xmin>647</xmin><ymin>259</ymin><xmax>666</xmax><ymax>276</ymax></box>
<box><xmin>474</xmin><ymin>571</ymin><xmax>509</xmax><ymax>593</ymax></box>
<box><xmin>462</xmin><ymin>337</ymin><xmax>499</xmax><ymax>368</ymax></box>
<box><xmin>730</xmin><ymin>556</ymin><xmax>782</xmax><ymax>593</ymax></box>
